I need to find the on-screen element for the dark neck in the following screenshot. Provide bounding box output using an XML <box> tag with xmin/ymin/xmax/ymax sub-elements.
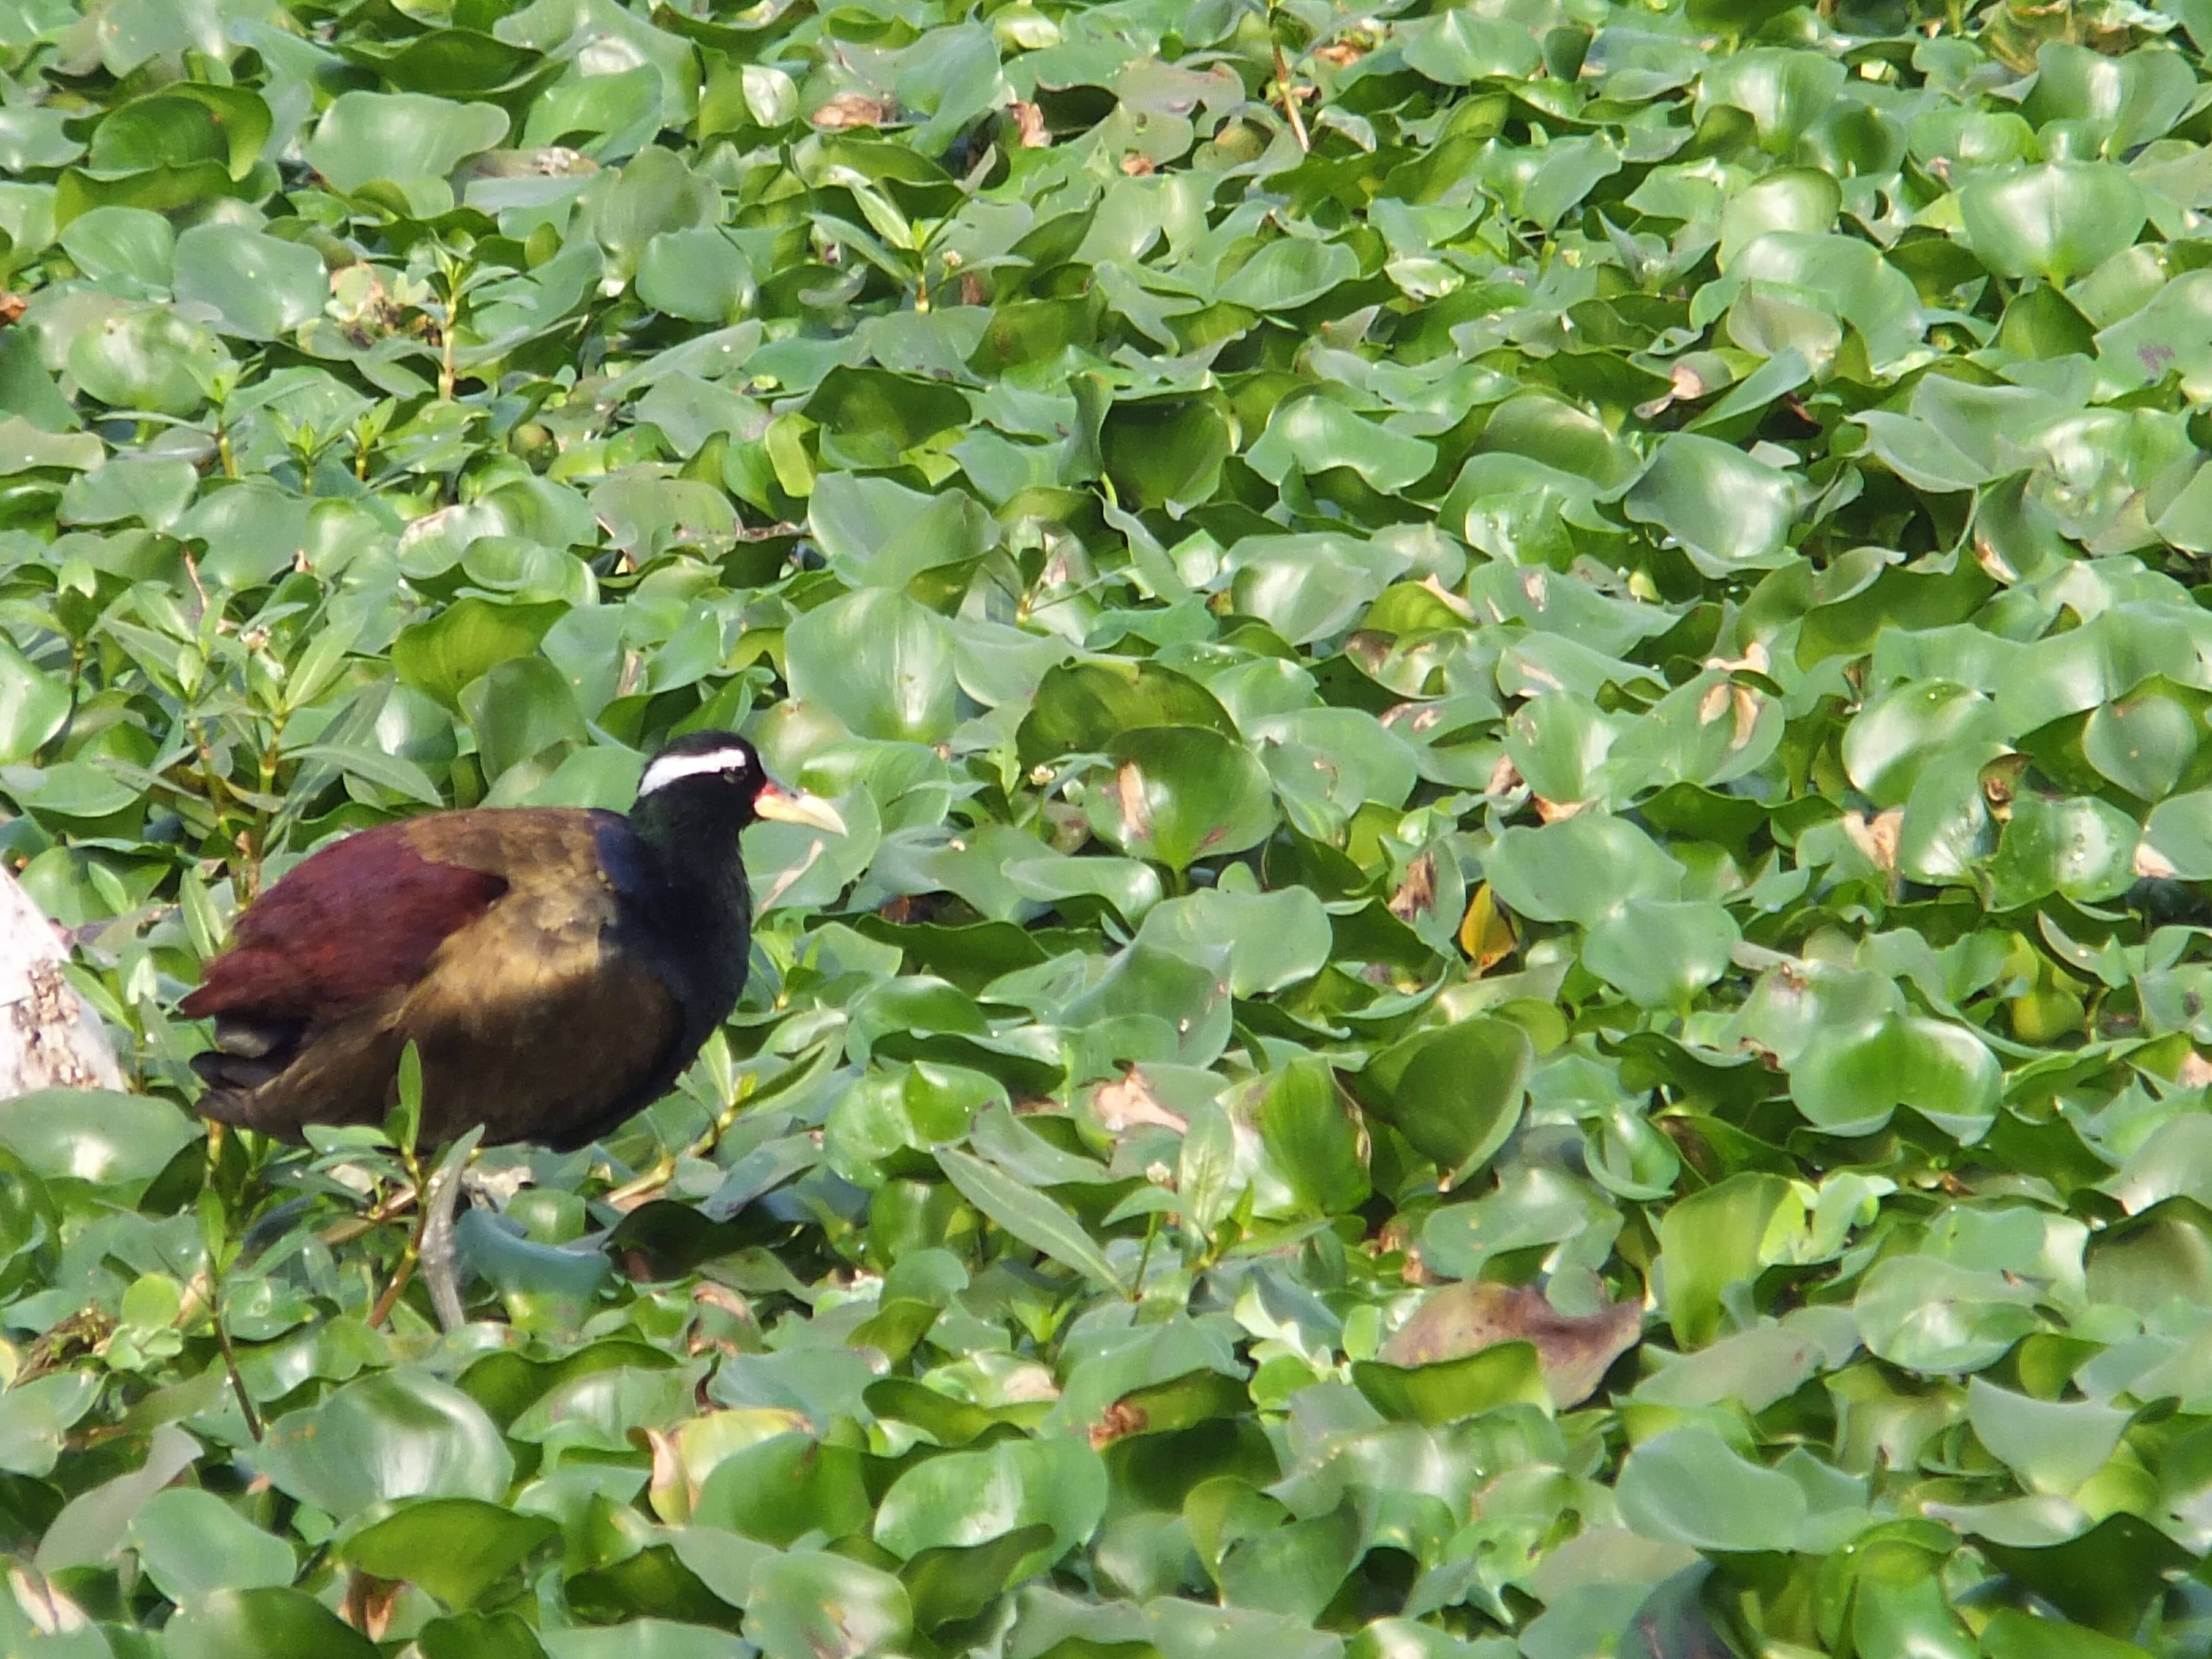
<box><xmin>626</xmin><ymin>793</ymin><xmax>753</xmax><ymax>924</ymax></box>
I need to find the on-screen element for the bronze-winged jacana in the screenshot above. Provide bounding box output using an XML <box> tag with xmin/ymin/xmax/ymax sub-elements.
<box><xmin>179</xmin><ymin>731</ymin><xmax>844</xmax><ymax>1323</ymax></box>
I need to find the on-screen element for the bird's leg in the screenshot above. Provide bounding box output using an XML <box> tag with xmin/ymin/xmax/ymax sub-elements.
<box><xmin>419</xmin><ymin>1133</ymin><xmax>481</xmax><ymax>1332</ymax></box>
<box><xmin>367</xmin><ymin>1130</ymin><xmax>481</xmax><ymax>1331</ymax></box>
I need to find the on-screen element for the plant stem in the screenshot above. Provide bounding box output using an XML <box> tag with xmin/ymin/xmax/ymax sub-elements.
<box><xmin>1273</xmin><ymin>40</ymin><xmax>1310</xmax><ymax>152</ymax></box>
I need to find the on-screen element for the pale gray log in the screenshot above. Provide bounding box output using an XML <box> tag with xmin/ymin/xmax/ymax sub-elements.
<box><xmin>0</xmin><ymin>868</ymin><xmax>122</xmax><ymax>1096</ymax></box>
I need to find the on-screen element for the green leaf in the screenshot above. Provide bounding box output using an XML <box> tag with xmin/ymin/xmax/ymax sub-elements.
<box><xmin>1790</xmin><ymin>1014</ymin><xmax>2002</xmax><ymax>1142</ymax></box>
<box><xmin>67</xmin><ymin>304</ymin><xmax>227</xmax><ymax>415</ymax></box>
<box><xmin>784</xmin><ymin>588</ymin><xmax>959</xmax><ymax>744</ymax></box>
<box><xmin>692</xmin><ymin>1433</ymin><xmax>873</xmax><ymax>1545</ymax></box>
<box><xmin>339</xmin><ymin>1497</ymin><xmax>556</xmax><ymax>1608</ymax></box>
<box><xmin>304</xmin><ymin>91</ymin><xmax>509</xmax><ymax>194</ymax></box>
<box><xmin>1854</xmin><ymin>1255</ymin><xmax>2044</xmax><ymax>1373</ymax></box>
<box><xmin>1657</xmin><ymin>1173</ymin><xmax>1792</xmax><ymax>1347</ymax></box>
<box><xmin>0</xmin><ymin>1090</ymin><xmax>197</xmax><ymax>1190</ymax></box>
<box><xmin>172</xmin><ymin>223</ymin><xmax>327</xmax><ymax>341</ymax></box>
<box><xmin>936</xmin><ymin>1147</ymin><xmax>1125</xmax><ymax>1291</ymax></box>
<box><xmin>1966</xmin><ymin>1377</ymin><xmax>2128</xmax><ymax>1495</ymax></box>
<box><xmin>165</xmin><ymin>1589</ymin><xmax>382</xmax><ymax>1659</ymax></box>
<box><xmin>255</xmin><ymin>1369</ymin><xmax>514</xmax><ymax>1518</ymax></box>
<box><xmin>1616</xmin><ymin>1426</ymin><xmax>1811</xmax><ymax>1553</ymax></box>
<box><xmin>1084</xmin><ymin>726</ymin><xmax>1279</xmax><ymax>870</ymax></box>
<box><xmin>0</xmin><ymin>637</ymin><xmax>69</xmax><ymax>764</ymax></box>
<box><xmin>1218</xmin><ymin>239</ymin><xmax>1360</xmax><ymax>312</ymax></box>
<box><xmin>1016</xmin><ymin>659</ymin><xmax>1237</xmax><ymax>769</ymax></box>
<box><xmin>1583</xmin><ymin>896</ymin><xmax>1739</xmax><ymax>1009</ymax></box>
<box><xmin>745</xmin><ymin>1549</ymin><xmax>912</xmax><ymax>1659</ymax></box>
<box><xmin>1485</xmin><ymin>815</ymin><xmax>1683</xmax><ymax>927</ymax></box>
<box><xmin>1625</xmin><ymin>434</ymin><xmax>1800</xmax><ymax>576</ymax></box>
<box><xmin>1959</xmin><ymin>164</ymin><xmax>2148</xmax><ymax>282</ymax></box>
<box><xmin>1349</xmin><ymin>1019</ymin><xmax>1532</xmax><ymax>1184</ymax></box>
<box><xmin>393</xmin><ymin>598</ymin><xmax>566</xmax><ymax>709</ymax></box>
<box><xmin>129</xmin><ymin>1489</ymin><xmax>296</xmax><ymax>1601</ymax></box>
<box><xmin>1401</xmin><ymin>11</ymin><xmax>1543</xmax><ymax>82</ymax></box>
<box><xmin>873</xmin><ymin>1434</ymin><xmax>1107</xmax><ymax>1574</ymax></box>
<box><xmin>1352</xmin><ymin>1342</ymin><xmax>1551</xmax><ymax>1424</ymax></box>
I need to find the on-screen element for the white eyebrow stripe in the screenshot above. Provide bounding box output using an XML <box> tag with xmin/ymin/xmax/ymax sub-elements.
<box><xmin>638</xmin><ymin>747</ymin><xmax>751</xmax><ymax>795</ymax></box>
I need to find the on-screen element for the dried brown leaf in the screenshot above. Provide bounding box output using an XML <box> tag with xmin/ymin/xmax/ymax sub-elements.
<box><xmin>1389</xmin><ymin>852</ymin><xmax>1437</xmax><ymax>925</ymax></box>
<box><xmin>1093</xmin><ymin>1066</ymin><xmax>1189</xmax><ymax>1133</ymax></box>
<box><xmin>1009</xmin><ymin>100</ymin><xmax>1049</xmax><ymax>147</ymax></box>
<box><xmin>1380</xmin><ymin>1282</ymin><xmax>1641</xmax><ymax>1407</ymax></box>
<box><xmin>812</xmin><ymin>93</ymin><xmax>893</xmax><ymax>129</ymax></box>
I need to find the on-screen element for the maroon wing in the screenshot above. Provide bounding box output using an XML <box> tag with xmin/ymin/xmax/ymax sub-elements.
<box><xmin>180</xmin><ymin>821</ymin><xmax>509</xmax><ymax>1023</ymax></box>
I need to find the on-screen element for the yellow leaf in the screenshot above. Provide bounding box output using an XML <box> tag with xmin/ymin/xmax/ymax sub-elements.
<box><xmin>1458</xmin><ymin>882</ymin><xmax>1515</xmax><ymax>972</ymax></box>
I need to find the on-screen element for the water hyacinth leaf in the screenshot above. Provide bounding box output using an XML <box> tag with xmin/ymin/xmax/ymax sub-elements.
<box><xmin>873</xmin><ymin>1434</ymin><xmax>1107</xmax><ymax>1575</ymax></box>
<box><xmin>1134</xmin><ymin>884</ymin><xmax>1332</xmax><ymax>998</ymax></box>
<box><xmin>2079</xmin><ymin>690</ymin><xmax>2203</xmax><ymax>814</ymax></box>
<box><xmin>165</xmin><ymin>1588</ymin><xmax>383</xmax><ymax>1659</ymax></box>
<box><xmin>1381</xmin><ymin>1283</ymin><xmax>1642</xmax><ymax>1407</ymax></box>
<box><xmin>1016</xmin><ymin>659</ymin><xmax>1237</xmax><ymax>768</ymax></box>
<box><xmin>1841</xmin><ymin>682</ymin><xmax>2007</xmax><ymax>809</ymax></box>
<box><xmin>1245</xmin><ymin>397</ymin><xmax>1438</xmax><ymax>495</ymax></box>
<box><xmin>129</xmin><ymin>1489</ymin><xmax>296</xmax><ymax>1602</ymax></box>
<box><xmin>1728</xmin><ymin>232</ymin><xmax>1925</xmax><ymax>371</ymax></box>
<box><xmin>1958</xmin><ymin>164</ymin><xmax>2148</xmax><ymax>282</ymax></box>
<box><xmin>808</xmin><ymin>471</ymin><xmax>997</xmax><ymax>591</ymax></box>
<box><xmin>1980</xmin><ymin>1609</ymin><xmax>2163</xmax><ymax>1659</ymax></box>
<box><xmin>0</xmin><ymin>1370</ymin><xmax>96</xmax><ymax>1478</ymax></box>
<box><xmin>0</xmin><ymin>638</ymin><xmax>70</xmax><ymax>764</ymax></box>
<box><xmin>1791</xmin><ymin>1015</ymin><xmax>2002</xmax><ymax>1142</ymax></box>
<box><xmin>1252</xmin><ymin>1059</ymin><xmax>1368</xmax><ymax>1217</ymax></box>
<box><xmin>1349</xmin><ymin>1018</ymin><xmax>1532</xmax><ymax>1184</ymax></box>
<box><xmin>1216</xmin><ymin>1505</ymin><xmax>1363</xmax><ymax>1623</ymax></box>
<box><xmin>1582</xmin><ymin>897</ymin><xmax>1739</xmax><ymax>1010</ymax></box>
<box><xmin>1854</xmin><ymin>1255</ymin><xmax>2045</xmax><ymax>1373</ymax></box>
<box><xmin>1965</xmin><ymin>1378</ymin><xmax>2128</xmax><ymax>1495</ymax></box>
<box><xmin>692</xmin><ymin>1433</ymin><xmax>873</xmax><ymax>1545</ymax></box>
<box><xmin>1100</xmin><ymin>392</ymin><xmax>1236</xmax><ymax>509</ymax></box>
<box><xmin>1985</xmin><ymin>795</ymin><xmax>2139</xmax><ymax>909</ymax></box>
<box><xmin>1616</xmin><ymin>1427</ymin><xmax>1810</xmax><ymax>1553</ymax></box>
<box><xmin>419</xmin><ymin>1613</ymin><xmax>553</xmax><ymax>1659</ymax></box>
<box><xmin>171</xmin><ymin>224</ymin><xmax>327</xmax><ymax>341</ymax></box>
<box><xmin>783</xmin><ymin>588</ymin><xmax>958</xmax><ymax>744</ymax></box>
<box><xmin>338</xmin><ymin>1499</ymin><xmax>557</xmax><ymax>1609</ymax></box>
<box><xmin>1084</xmin><ymin>725</ymin><xmax>1278</xmax><ymax>869</ymax></box>
<box><xmin>59</xmin><ymin>455</ymin><xmax>198</xmax><ymax>530</ymax></box>
<box><xmin>0</xmin><ymin>1090</ymin><xmax>197</xmax><ymax>1189</ymax></box>
<box><xmin>1484</xmin><ymin>815</ymin><xmax>1683</xmax><ymax>927</ymax></box>
<box><xmin>59</xmin><ymin>204</ymin><xmax>174</xmax><ymax>289</ymax></box>
<box><xmin>1331</xmin><ymin>1338</ymin><xmax>1516</xmax><ymax>1444</ymax></box>
<box><xmin>254</xmin><ymin>1370</ymin><xmax>514</xmax><ymax>1517</ymax></box>
<box><xmin>68</xmin><ymin>306</ymin><xmax>227</xmax><ymax>415</ymax></box>
<box><xmin>902</xmin><ymin>1524</ymin><xmax>1059</xmax><ymax>1631</ymax></box>
<box><xmin>1657</xmin><ymin>1173</ymin><xmax>1792</xmax><ymax>1348</ymax></box>
<box><xmin>1716</xmin><ymin>169</ymin><xmax>1840</xmax><ymax>267</ymax></box>
<box><xmin>746</xmin><ymin>1550</ymin><xmax>913</xmax><ymax>1659</ymax></box>
<box><xmin>937</xmin><ymin>1148</ymin><xmax>1124</xmax><ymax>1291</ymax></box>
<box><xmin>393</xmin><ymin>599</ymin><xmax>566</xmax><ymax>709</ymax></box>
<box><xmin>1218</xmin><ymin>239</ymin><xmax>1360</xmax><ymax>312</ymax></box>
<box><xmin>637</xmin><ymin>228</ymin><xmax>754</xmax><ymax>325</ymax></box>
<box><xmin>2140</xmin><ymin>788</ymin><xmax>2212</xmax><ymax>877</ymax></box>
<box><xmin>1401</xmin><ymin>10</ymin><xmax>1543</xmax><ymax>82</ymax></box>
<box><xmin>1625</xmin><ymin>434</ymin><xmax>1800</xmax><ymax>576</ymax></box>
<box><xmin>304</xmin><ymin>91</ymin><xmax>509</xmax><ymax>193</ymax></box>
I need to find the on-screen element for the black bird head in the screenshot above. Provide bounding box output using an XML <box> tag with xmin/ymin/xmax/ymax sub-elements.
<box><xmin>628</xmin><ymin>731</ymin><xmax>847</xmax><ymax>841</ymax></box>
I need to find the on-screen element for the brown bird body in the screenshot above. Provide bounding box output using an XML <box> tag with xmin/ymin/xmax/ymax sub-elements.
<box><xmin>180</xmin><ymin>733</ymin><xmax>843</xmax><ymax>1151</ymax></box>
